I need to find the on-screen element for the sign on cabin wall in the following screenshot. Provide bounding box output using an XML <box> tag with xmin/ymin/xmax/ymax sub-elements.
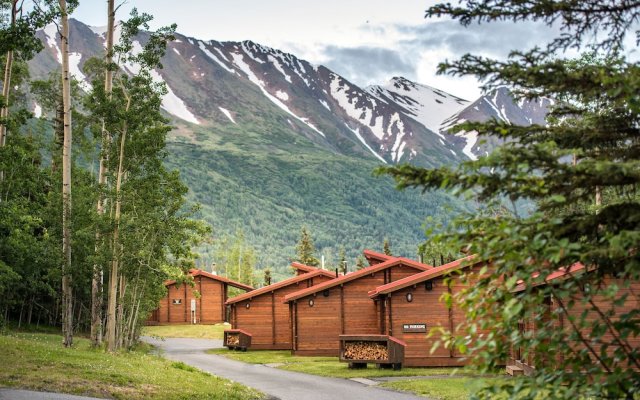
<box><xmin>172</xmin><ymin>299</ymin><xmax>182</xmax><ymax>305</ymax></box>
<box><xmin>402</xmin><ymin>323</ymin><xmax>427</xmax><ymax>333</ymax></box>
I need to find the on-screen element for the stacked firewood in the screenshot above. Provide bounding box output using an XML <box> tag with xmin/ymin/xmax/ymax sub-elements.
<box><xmin>343</xmin><ymin>341</ymin><xmax>388</xmax><ymax>360</ymax></box>
<box><xmin>226</xmin><ymin>333</ymin><xmax>240</xmax><ymax>346</ymax></box>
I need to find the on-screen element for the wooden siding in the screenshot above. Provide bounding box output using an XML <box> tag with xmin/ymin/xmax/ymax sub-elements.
<box><xmin>149</xmin><ymin>275</ymin><xmax>232</xmax><ymax>325</ymax></box>
<box><xmin>230</xmin><ymin>274</ymin><xmax>333</xmax><ymax>350</ymax></box>
<box><xmin>378</xmin><ymin>262</ymin><xmax>489</xmax><ymax>367</ymax></box>
<box><xmin>291</xmin><ymin>263</ymin><xmax>425</xmax><ymax>356</ymax></box>
<box><xmin>510</xmin><ymin>276</ymin><xmax>640</xmax><ymax>374</ymax></box>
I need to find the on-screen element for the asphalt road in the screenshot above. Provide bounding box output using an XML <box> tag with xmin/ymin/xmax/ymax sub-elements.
<box><xmin>142</xmin><ymin>336</ymin><xmax>426</xmax><ymax>400</ymax></box>
<box><xmin>0</xmin><ymin>389</ymin><xmax>101</xmax><ymax>400</ymax></box>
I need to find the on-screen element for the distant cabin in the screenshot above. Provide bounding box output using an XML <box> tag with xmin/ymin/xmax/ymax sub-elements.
<box><xmin>147</xmin><ymin>269</ymin><xmax>253</xmax><ymax>325</ymax></box>
<box><xmin>508</xmin><ymin>263</ymin><xmax>640</xmax><ymax>376</ymax></box>
<box><xmin>283</xmin><ymin>254</ymin><xmax>432</xmax><ymax>356</ymax></box>
<box><xmin>226</xmin><ymin>263</ymin><xmax>336</xmax><ymax>350</ymax></box>
<box><xmin>368</xmin><ymin>255</ymin><xmax>487</xmax><ymax>367</ymax></box>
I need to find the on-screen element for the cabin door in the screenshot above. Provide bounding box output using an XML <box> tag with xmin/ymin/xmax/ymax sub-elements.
<box><xmin>516</xmin><ymin>320</ymin><xmax>525</xmax><ymax>361</ymax></box>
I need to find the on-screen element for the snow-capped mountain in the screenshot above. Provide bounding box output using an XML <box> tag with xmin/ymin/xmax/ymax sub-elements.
<box><xmin>440</xmin><ymin>87</ymin><xmax>553</xmax><ymax>159</ymax></box>
<box><xmin>31</xmin><ymin>19</ymin><xmax>550</xmax><ymax>165</ymax></box>
<box><xmin>26</xmin><ymin>19</ymin><xmax>557</xmax><ymax>267</ymax></box>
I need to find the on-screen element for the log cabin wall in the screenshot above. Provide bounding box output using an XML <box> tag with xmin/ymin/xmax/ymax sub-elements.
<box><xmin>148</xmin><ymin>270</ymin><xmax>253</xmax><ymax>325</ymax></box>
<box><xmin>289</xmin><ymin>262</ymin><xmax>429</xmax><ymax>356</ymax></box>
<box><xmin>229</xmin><ymin>272</ymin><xmax>334</xmax><ymax>350</ymax></box>
<box><xmin>512</xmin><ymin>276</ymin><xmax>640</xmax><ymax>374</ymax></box>
<box><xmin>370</xmin><ymin>257</ymin><xmax>488</xmax><ymax>367</ymax></box>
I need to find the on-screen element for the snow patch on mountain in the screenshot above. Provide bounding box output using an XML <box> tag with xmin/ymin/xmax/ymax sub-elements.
<box><xmin>231</xmin><ymin>52</ymin><xmax>324</xmax><ymax>137</ymax></box>
<box><xmin>319</xmin><ymin>100</ymin><xmax>330</xmax><ymax>111</ymax></box>
<box><xmin>43</xmin><ymin>23</ymin><xmax>62</xmax><ymax>63</ymax></box>
<box><xmin>344</xmin><ymin>124</ymin><xmax>387</xmax><ymax>164</ymax></box>
<box><xmin>122</xmin><ymin>41</ymin><xmax>199</xmax><ymax>124</ymax></box>
<box><xmin>151</xmin><ymin>70</ymin><xmax>200</xmax><ymax>124</ymax></box>
<box><xmin>267</xmin><ymin>55</ymin><xmax>292</xmax><ymax>83</ymax></box>
<box><xmin>330</xmin><ymin>76</ymin><xmax>378</xmax><ymax>138</ymax></box>
<box><xmin>370</xmin><ymin>77</ymin><xmax>469</xmax><ymax>139</ymax></box>
<box><xmin>218</xmin><ymin>107</ymin><xmax>236</xmax><ymax>124</ymax></box>
<box><xmin>33</xmin><ymin>102</ymin><xmax>42</xmax><ymax>118</ymax></box>
<box><xmin>69</xmin><ymin>52</ymin><xmax>91</xmax><ymax>90</ymax></box>
<box><xmin>275</xmin><ymin>90</ymin><xmax>289</xmax><ymax>101</ymax></box>
<box><xmin>458</xmin><ymin>130</ymin><xmax>478</xmax><ymax>160</ymax></box>
<box><xmin>199</xmin><ymin>41</ymin><xmax>236</xmax><ymax>74</ymax></box>
<box><xmin>172</xmin><ymin>48</ymin><xmax>181</xmax><ymax>56</ymax></box>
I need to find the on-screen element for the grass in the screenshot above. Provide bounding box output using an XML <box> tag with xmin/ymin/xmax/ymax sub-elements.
<box><xmin>380</xmin><ymin>377</ymin><xmax>506</xmax><ymax>400</ymax></box>
<box><xmin>0</xmin><ymin>331</ymin><xmax>263</xmax><ymax>399</ymax></box>
<box><xmin>207</xmin><ymin>349</ymin><xmax>488</xmax><ymax>379</ymax></box>
<box><xmin>142</xmin><ymin>323</ymin><xmax>229</xmax><ymax>339</ymax></box>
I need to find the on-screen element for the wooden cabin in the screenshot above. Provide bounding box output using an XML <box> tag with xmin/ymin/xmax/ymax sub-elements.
<box><xmin>363</xmin><ymin>249</ymin><xmax>393</xmax><ymax>265</ymax></box>
<box><xmin>226</xmin><ymin>265</ymin><xmax>336</xmax><ymax>350</ymax></box>
<box><xmin>368</xmin><ymin>255</ymin><xmax>488</xmax><ymax>367</ymax></box>
<box><xmin>508</xmin><ymin>263</ymin><xmax>640</xmax><ymax>376</ymax></box>
<box><xmin>283</xmin><ymin>255</ymin><xmax>432</xmax><ymax>356</ymax></box>
<box><xmin>147</xmin><ymin>269</ymin><xmax>253</xmax><ymax>325</ymax></box>
<box><xmin>291</xmin><ymin>262</ymin><xmax>327</xmax><ymax>276</ymax></box>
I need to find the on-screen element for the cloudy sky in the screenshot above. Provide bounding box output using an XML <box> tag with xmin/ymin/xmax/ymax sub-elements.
<box><xmin>73</xmin><ymin>0</ymin><xmax>561</xmax><ymax>100</ymax></box>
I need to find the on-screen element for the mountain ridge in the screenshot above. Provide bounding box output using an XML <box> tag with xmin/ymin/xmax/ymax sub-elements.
<box><xmin>28</xmin><ymin>19</ymin><xmax>549</xmax><ymax>275</ymax></box>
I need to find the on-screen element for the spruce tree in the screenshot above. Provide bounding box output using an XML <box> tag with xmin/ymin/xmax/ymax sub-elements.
<box><xmin>337</xmin><ymin>246</ymin><xmax>347</xmax><ymax>274</ymax></box>
<box><xmin>383</xmin><ymin>238</ymin><xmax>392</xmax><ymax>256</ymax></box>
<box><xmin>380</xmin><ymin>1</ymin><xmax>640</xmax><ymax>398</ymax></box>
<box><xmin>263</xmin><ymin>268</ymin><xmax>271</xmax><ymax>287</ymax></box>
<box><xmin>355</xmin><ymin>256</ymin><xmax>366</xmax><ymax>270</ymax></box>
<box><xmin>295</xmin><ymin>226</ymin><xmax>319</xmax><ymax>267</ymax></box>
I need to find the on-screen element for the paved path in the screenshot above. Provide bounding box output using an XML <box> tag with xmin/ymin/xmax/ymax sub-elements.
<box><xmin>0</xmin><ymin>389</ymin><xmax>101</xmax><ymax>400</ymax></box>
<box><xmin>142</xmin><ymin>336</ymin><xmax>425</xmax><ymax>400</ymax></box>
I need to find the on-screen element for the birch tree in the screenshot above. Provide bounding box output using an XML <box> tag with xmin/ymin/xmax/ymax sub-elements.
<box><xmin>90</xmin><ymin>0</ymin><xmax>116</xmax><ymax>348</ymax></box>
<box><xmin>58</xmin><ymin>0</ymin><xmax>73</xmax><ymax>348</ymax></box>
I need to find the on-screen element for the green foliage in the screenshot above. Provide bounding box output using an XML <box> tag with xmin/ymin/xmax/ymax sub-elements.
<box><xmin>0</xmin><ymin>332</ymin><xmax>262</xmax><ymax>399</ymax></box>
<box><xmin>263</xmin><ymin>268</ymin><xmax>271</xmax><ymax>286</ymax></box>
<box><xmin>214</xmin><ymin>229</ymin><xmax>257</xmax><ymax>292</ymax></box>
<box><xmin>355</xmin><ymin>256</ymin><xmax>366</xmax><ymax>270</ymax></box>
<box><xmin>383</xmin><ymin>237</ymin><xmax>392</xmax><ymax>256</ymax></box>
<box><xmin>338</xmin><ymin>246</ymin><xmax>347</xmax><ymax>275</ymax></box>
<box><xmin>295</xmin><ymin>226</ymin><xmax>319</xmax><ymax>267</ymax></box>
<box><xmin>380</xmin><ymin>1</ymin><xmax>640</xmax><ymax>399</ymax></box>
<box><xmin>170</xmin><ymin>137</ymin><xmax>470</xmax><ymax>278</ymax></box>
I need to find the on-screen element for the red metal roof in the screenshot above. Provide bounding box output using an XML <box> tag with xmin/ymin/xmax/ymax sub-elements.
<box><xmin>226</xmin><ymin>268</ymin><xmax>336</xmax><ymax>305</ymax></box>
<box><xmin>363</xmin><ymin>249</ymin><xmax>392</xmax><ymax>264</ymax></box>
<box><xmin>290</xmin><ymin>262</ymin><xmax>322</xmax><ymax>274</ymax></box>
<box><xmin>165</xmin><ymin>268</ymin><xmax>254</xmax><ymax>292</ymax></box>
<box><xmin>513</xmin><ymin>262</ymin><xmax>586</xmax><ymax>292</ymax></box>
<box><xmin>368</xmin><ymin>255</ymin><xmax>479</xmax><ymax>298</ymax></box>
<box><xmin>283</xmin><ymin>256</ymin><xmax>432</xmax><ymax>303</ymax></box>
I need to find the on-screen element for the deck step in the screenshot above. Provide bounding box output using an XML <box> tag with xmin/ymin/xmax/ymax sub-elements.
<box><xmin>506</xmin><ymin>365</ymin><xmax>524</xmax><ymax>376</ymax></box>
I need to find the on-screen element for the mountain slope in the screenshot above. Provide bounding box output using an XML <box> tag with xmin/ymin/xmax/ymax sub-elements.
<box><xmin>440</xmin><ymin>87</ymin><xmax>553</xmax><ymax>159</ymax></box>
<box><xmin>28</xmin><ymin>19</ymin><xmax>547</xmax><ymax>273</ymax></box>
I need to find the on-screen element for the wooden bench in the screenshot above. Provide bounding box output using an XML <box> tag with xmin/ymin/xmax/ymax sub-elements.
<box><xmin>224</xmin><ymin>329</ymin><xmax>252</xmax><ymax>351</ymax></box>
<box><xmin>339</xmin><ymin>334</ymin><xmax>406</xmax><ymax>370</ymax></box>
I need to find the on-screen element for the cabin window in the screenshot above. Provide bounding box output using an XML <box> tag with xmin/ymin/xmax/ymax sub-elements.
<box><xmin>245</xmin><ymin>302</ymin><xmax>250</xmax><ymax>309</ymax></box>
<box><xmin>406</xmin><ymin>292</ymin><xmax>413</xmax><ymax>302</ymax></box>
<box><xmin>172</xmin><ymin>299</ymin><xmax>182</xmax><ymax>305</ymax></box>
<box><xmin>308</xmin><ymin>299</ymin><xmax>315</xmax><ymax>307</ymax></box>
<box><xmin>322</xmin><ymin>289</ymin><xmax>330</xmax><ymax>297</ymax></box>
<box><xmin>425</xmin><ymin>280</ymin><xmax>433</xmax><ymax>291</ymax></box>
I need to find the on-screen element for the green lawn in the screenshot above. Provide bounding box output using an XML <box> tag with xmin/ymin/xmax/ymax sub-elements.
<box><xmin>142</xmin><ymin>323</ymin><xmax>229</xmax><ymax>339</ymax></box>
<box><xmin>0</xmin><ymin>331</ymin><xmax>262</xmax><ymax>400</ymax></box>
<box><xmin>381</xmin><ymin>378</ymin><xmax>507</xmax><ymax>400</ymax></box>
<box><xmin>208</xmin><ymin>349</ymin><xmax>486</xmax><ymax>379</ymax></box>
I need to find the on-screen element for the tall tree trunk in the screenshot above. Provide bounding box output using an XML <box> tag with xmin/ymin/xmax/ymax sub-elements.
<box><xmin>91</xmin><ymin>0</ymin><xmax>116</xmax><ymax>348</ymax></box>
<box><xmin>0</xmin><ymin>0</ymin><xmax>18</xmax><ymax>183</ymax></box>
<box><xmin>106</xmin><ymin>95</ymin><xmax>130</xmax><ymax>352</ymax></box>
<box><xmin>59</xmin><ymin>0</ymin><xmax>73</xmax><ymax>348</ymax></box>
